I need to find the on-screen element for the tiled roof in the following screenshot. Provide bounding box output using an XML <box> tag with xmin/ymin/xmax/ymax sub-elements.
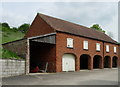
<box><xmin>39</xmin><ymin>13</ymin><xmax>117</xmax><ymax>44</ymax></box>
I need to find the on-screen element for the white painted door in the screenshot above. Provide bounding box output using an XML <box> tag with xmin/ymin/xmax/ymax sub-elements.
<box><xmin>62</xmin><ymin>54</ymin><xmax>75</xmax><ymax>71</ymax></box>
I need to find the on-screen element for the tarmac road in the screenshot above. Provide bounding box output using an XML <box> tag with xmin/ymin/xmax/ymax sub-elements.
<box><xmin>2</xmin><ymin>68</ymin><xmax>118</xmax><ymax>85</ymax></box>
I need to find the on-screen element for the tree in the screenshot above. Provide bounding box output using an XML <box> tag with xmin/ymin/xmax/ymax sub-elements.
<box><xmin>2</xmin><ymin>23</ymin><xmax>10</xmax><ymax>29</ymax></box>
<box><xmin>90</xmin><ymin>24</ymin><xmax>105</xmax><ymax>33</ymax></box>
<box><xmin>18</xmin><ymin>23</ymin><xmax>30</xmax><ymax>33</ymax></box>
<box><xmin>1</xmin><ymin>22</ymin><xmax>11</xmax><ymax>32</ymax></box>
<box><xmin>11</xmin><ymin>27</ymin><xmax>18</xmax><ymax>32</ymax></box>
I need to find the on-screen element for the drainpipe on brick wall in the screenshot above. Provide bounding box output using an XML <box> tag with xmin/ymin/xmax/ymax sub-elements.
<box><xmin>103</xmin><ymin>42</ymin><xmax>104</xmax><ymax>69</ymax></box>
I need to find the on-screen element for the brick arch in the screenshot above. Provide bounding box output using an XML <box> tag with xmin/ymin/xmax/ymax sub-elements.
<box><xmin>104</xmin><ymin>56</ymin><xmax>111</xmax><ymax>68</ymax></box>
<box><xmin>112</xmin><ymin>56</ymin><xmax>118</xmax><ymax>67</ymax></box>
<box><xmin>62</xmin><ymin>53</ymin><xmax>77</xmax><ymax>58</ymax></box>
<box><xmin>93</xmin><ymin>55</ymin><xmax>103</xmax><ymax>69</ymax></box>
<box><xmin>62</xmin><ymin>53</ymin><xmax>78</xmax><ymax>62</ymax></box>
<box><xmin>80</xmin><ymin>54</ymin><xmax>92</xmax><ymax>70</ymax></box>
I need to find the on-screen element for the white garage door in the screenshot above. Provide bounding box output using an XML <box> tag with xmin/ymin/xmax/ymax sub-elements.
<box><xmin>62</xmin><ymin>54</ymin><xmax>75</xmax><ymax>72</ymax></box>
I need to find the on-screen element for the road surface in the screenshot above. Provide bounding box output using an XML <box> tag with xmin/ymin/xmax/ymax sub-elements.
<box><xmin>2</xmin><ymin>68</ymin><xmax>118</xmax><ymax>85</ymax></box>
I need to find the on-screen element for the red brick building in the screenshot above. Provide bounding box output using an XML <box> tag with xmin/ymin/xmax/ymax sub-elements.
<box><xmin>24</xmin><ymin>13</ymin><xmax>119</xmax><ymax>73</ymax></box>
<box><xmin>3</xmin><ymin>13</ymin><xmax>119</xmax><ymax>74</ymax></box>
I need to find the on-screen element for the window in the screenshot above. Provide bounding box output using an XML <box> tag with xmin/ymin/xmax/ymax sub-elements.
<box><xmin>67</xmin><ymin>38</ymin><xmax>73</xmax><ymax>48</ymax></box>
<box><xmin>114</xmin><ymin>47</ymin><xmax>117</xmax><ymax>53</ymax></box>
<box><xmin>96</xmin><ymin>43</ymin><xmax>100</xmax><ymax>51</ymax></box>
<box><xmin>106</xmin><ymin>45</ymin><xmax>109</xmax><ymax>52</ymax></box>
<box><xmin>83</xmin><ymin>41</ymin><xmax>88</xmax><ymax>50</ymax></box>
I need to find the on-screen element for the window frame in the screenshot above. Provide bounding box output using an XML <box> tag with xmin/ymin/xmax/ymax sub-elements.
<box><xmin>106</xmin><ymin>45</ymin><xmax>109</xmax><ymax>52</ymax></box>
<box><xmin>67</xmin><ymin>38</ymin><xmax>73</xmax><ymax>48</ymax></box>
<box><xmin>114</xmin><ymin>46</ymin><xmax>117</xmax><ymax>53</ymax></box>
<box><xmin>96</xmin><ymin>43</ymin><xmax>100</xmax><ymax>51</ymax></box>
<box><xmin>83</xmin><ymin>40</ymin><xmax>88</xmax><ymax>50</ymax></box>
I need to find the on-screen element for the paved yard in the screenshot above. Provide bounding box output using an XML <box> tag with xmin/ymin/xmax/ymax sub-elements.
<box><xmin>2</xmin><ymin>68</ymin><xmax>118</xmax><ymax>85</ymax></box>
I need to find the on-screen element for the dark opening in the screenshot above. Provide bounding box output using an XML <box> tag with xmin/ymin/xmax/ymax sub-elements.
<box><xmin>29</xmin><ymin>41</ymin><xmax>55</xmax><ymax>73</ymax></box>
<box><xmin>112</xmin><ymin>56</ymin><xmax>118</xmax><ymax>67</ymax></box>
<box><xmin>93</xmin><ymin>55</ymin><xmax>101</xmax><ymax>69</ymax></box>
<box><xmin>104</xmin><ymin>56</ymin><xmax>110</xmax><ymax>68</ymax></box>
<box><xmin>80</xmin><ymin>54</ymin><xmax>90</xmax><ymax>69</ymax></box>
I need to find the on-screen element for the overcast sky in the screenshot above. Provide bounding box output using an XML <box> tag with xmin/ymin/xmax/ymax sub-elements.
<box><xmin>1</xmin><ymin>1</ymin><xmax>118</xmax><ymax>41</ymax></box>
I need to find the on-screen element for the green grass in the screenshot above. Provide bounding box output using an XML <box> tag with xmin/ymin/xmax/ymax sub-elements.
<box><xmin>1</xmin><ymin>29</ymin><xmax>25</xmax><ymax>44</ymax></box>
<box><xmin>0</xmin><ymin>23</ymin><xmax>25</xmax><ymax>59</ymax></box>
<box><xmin>0</xmin><ymin>47</ymin><xmax>22</xmax><ymax>59</ymax></box>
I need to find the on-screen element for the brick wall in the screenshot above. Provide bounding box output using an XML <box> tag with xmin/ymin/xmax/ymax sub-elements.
<box><xmin>2</xmin><ymin>32</ymin><xmax>119</xmax><ymax>73</ymax></box>
<box><xmin>104</xmin><ymin>42</ymin><xmax>119</xmax><ymax>68</ymax></box>
<box><xmin>1</xmin><ymin>59</ymin><xmax>25</xmax><ymax>77</ymax></box>
<box><xmin>56</xmin><ymin>32</ymin><xmax>119</xmax><ymax>72</ymax></box>
<box><xmin>25</xmin><ymin>14</ymin><xmax>54</xmax><ymax>38</ymax></box>
<box><xmin>2</xmin><ymin>39</ymin><xmax>27</xmax><ymax>58</ymax></box>
<box><xmin>104</xmin><ymin>42</ymin><xmax>119</xmax><ymax>57</ymax></box>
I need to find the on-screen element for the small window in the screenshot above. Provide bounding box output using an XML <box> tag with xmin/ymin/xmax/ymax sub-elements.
<box><xmin>67</xmin><ymin>38</ymin><xmax>73</xmax><ymax>48</ymax></box>
<box><xmin>114</xmin><ymin>47</ymin><xmax>117</xmax><ymax>53</ymax></box>
<box><xmin>106</xmin><ymin>45</ymin><xmax>109</xmax><ymax>52</ymax></box>
<box><xmin>96</xmin><ymin>43</ymin><xmax>100</xmax><ymax>51</ymax></box>
<box><xmin>83</xmin><ymin>41</ymin><xmax>88</xmax><ymax>50</ymax></box>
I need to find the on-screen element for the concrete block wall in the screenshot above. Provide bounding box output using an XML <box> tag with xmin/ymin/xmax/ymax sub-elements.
<box><xmin>1</xmin><ymin>59</ymin><xmax>25</xmax><ymax>77</ymax></box>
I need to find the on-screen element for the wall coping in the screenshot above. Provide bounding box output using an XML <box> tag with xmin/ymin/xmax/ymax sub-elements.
<box><xmin>0</xmin><ymin>58</ymin><xmax>25</xmax><ymax>61</ymax></box>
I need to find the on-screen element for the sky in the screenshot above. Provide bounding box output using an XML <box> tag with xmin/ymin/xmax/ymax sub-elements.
<box><xmin>1</xmin><ymin>1</ymin><xmax>118</xmax><ymax>41</ymax></box>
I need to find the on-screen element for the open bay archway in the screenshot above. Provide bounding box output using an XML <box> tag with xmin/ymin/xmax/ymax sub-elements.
<box><xmin>104</xmin><ymin>56</ymin><xmax>111</xmax><ymax>68</ymax></box>
<box><xmin>112</xmin><ymin>56</ymin><xmax>118</xmax><ymax>68</ymax></box>
<box><xmin>80</xmin><ymin>54</ymin><xmax>91</xmax><ymax>70</ymax></box>
<box><xmin>93</xmin><ymin>55</ymin><xmax>102</xmax><ymax>69</ymax></box>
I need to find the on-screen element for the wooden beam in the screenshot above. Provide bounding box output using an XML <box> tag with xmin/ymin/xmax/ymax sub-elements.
<box><xmin>32</xmin><ymin>35</ymin><xmax>56</xmax><ymax>44</ymax></box>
